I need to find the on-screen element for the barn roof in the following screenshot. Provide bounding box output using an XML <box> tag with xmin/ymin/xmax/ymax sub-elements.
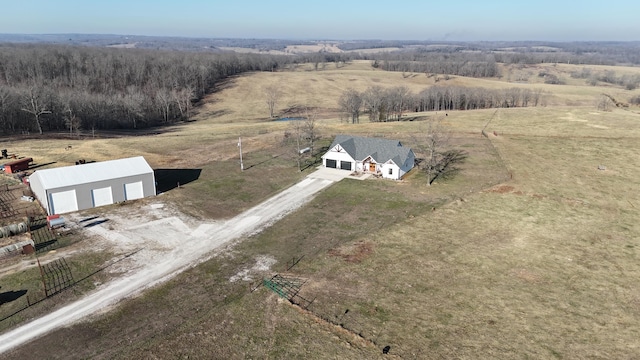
<box><xmin>31</xmin><ymin>156</ymin><xmax>153</xmax><ymax>190</ymax></box>
<box><xmin>327</xmin><ymin>135</ymin><xmax>413</xmax><ymax>165</ymax></box>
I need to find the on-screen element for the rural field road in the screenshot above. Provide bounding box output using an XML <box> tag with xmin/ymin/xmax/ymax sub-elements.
<box><xmin>0</xmin><ymin>168</ymin><xmax>351</xmax><ymax>354</ymax></box>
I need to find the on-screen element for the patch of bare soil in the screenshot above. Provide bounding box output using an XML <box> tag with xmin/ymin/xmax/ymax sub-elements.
<box><xmin>486</xmin><ymin>184</ymin><xmax>516</xmax><ymax>194</ymax></box>
<box><xmin>328</xmin><ymin>241</ymin><xmax>374</xmax><ymax>263</ymax></box>
<box><xmin>485</xmin><ymin>184</ymin><xmax>550</xmax><ymax>200</ymax></box>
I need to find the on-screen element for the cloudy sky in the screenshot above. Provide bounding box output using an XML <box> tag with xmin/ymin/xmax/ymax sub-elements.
<box><xmin>1</xmin><ymin>0</ymin><xmax>638</xmax><ymax>41</ymax></box>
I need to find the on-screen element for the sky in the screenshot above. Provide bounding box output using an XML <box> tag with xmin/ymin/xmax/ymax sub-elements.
<box><xmin>0</xmin><ymin>0</ymin><xmax>638</xmax><ymax>41</ymax></box>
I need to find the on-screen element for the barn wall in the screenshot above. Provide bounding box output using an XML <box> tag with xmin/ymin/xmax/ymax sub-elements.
<box><xmin>43</xmin><ymin>172</ymin><xmax>155</xmax><ymax>214</ymax></box>
<box><xmin>28</xmin><ymin>173</ymin><xmax>48</xmax><ymax>213</ymax></box>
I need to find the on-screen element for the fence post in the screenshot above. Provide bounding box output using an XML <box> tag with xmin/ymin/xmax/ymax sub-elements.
<box><xmin>37</xmin><ymin>257</ymin><xmax>48</xmax><ymax>297</ymax></box>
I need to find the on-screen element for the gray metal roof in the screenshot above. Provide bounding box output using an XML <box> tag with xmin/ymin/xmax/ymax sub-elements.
<box><xmin>328</xmin><ymin>135</ymin><xmax>413</xmax><ymax>165</ymax></box>
<box><xmin>30</xmin><ymin>156</ymin><xmax>153</xmax><ymax>190</ymax></box>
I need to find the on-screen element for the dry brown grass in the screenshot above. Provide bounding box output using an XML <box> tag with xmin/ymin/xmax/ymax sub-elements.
<box><xmin>3</xmin><ymin>60</ymin><xmax>640</xmax><ymax>358</ymax></box>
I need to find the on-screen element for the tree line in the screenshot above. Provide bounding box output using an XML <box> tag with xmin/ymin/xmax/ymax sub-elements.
<box><xmin>366</xmin><ymin>49</ymin><xmax>640</xmax><ymax>79</ymax></box>
<box><xmin>339</xmin><ymin>85</ymin><xmax>543</xmax><ymax>123</ymax></box>
<box><xmin>570</xmin><ymin>67</ymin><xmax>640</xmax><ymax>90</ymax></box>
<box><xmin>350</xmin><ymin>40</ymin><xmax>640</xmax><ymax>66</ymax></box>
<box><xmin>0</xmin><ymin>44</ymin><xmax>296</xmax><ymax>134</ymax></box>
<box><xmin>1</xmin><ymin>40</ymin><xmax>630</xmax><ymax>135</ymax></box>
<box><xmin>370</xmin><ymin>52</ymin><xmax>500</xmax><ymax>78</ymax></box>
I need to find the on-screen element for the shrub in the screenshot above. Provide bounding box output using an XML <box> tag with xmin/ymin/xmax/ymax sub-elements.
<box><xmin>544</xmin><ymin>74</ymin><xmax>565</xmax><ymax>85</ymax></box>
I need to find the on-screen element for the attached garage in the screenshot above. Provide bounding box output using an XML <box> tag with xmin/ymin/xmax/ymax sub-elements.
<box><xmin>340</xmin><ymin>161</ymin><xmax>353</xmax><ymax>171</ymax></box>
<box><xmin>325</xmin><ymin>159</ymin><xmax>337</xmax><ymax>169</ymax></box>
<box><xmin>29</xmin><ymin>156</ymin><xmax>156</xmax><ymax>215</ymax></box>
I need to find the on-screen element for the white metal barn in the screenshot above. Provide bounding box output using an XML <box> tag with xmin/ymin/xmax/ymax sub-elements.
<box><xmin>29</xmin><ymin>156</ymin><xmax>156</xmax><ymax>215</ymax></box>
<box><xmin>322</xmin><ymin>135</ymin><xmax>415</xmax><ymax>180</ymax></box>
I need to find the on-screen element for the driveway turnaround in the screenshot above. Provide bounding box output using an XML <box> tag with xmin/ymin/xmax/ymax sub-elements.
<box><xmin>0</xmin><ymin>169</ymin><xmax>351</xmax><ymax>354</ymax></box>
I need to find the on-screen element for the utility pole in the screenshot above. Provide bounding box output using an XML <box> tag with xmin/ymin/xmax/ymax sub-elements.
<box><xmin>238</xmin><ymin>137</ymin><xmax>244</xmax><ymax>171</ymax></box>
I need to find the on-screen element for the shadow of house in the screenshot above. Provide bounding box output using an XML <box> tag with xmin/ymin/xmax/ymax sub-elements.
<box><xmin>154</xmin><ymin>169</ymin><xmax>202</xmax><ymax>193</ymax></box>
<box><xmin>0</xmin><ymin>289</ymin><xmax>27</xmax><ymax>306</ymax></box>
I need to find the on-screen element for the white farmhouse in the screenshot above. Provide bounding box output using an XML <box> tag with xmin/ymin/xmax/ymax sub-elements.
<box><xmin>322</xmin><ymin>135</ymin><xmax>415</xmax><ymax>180</ymax></box>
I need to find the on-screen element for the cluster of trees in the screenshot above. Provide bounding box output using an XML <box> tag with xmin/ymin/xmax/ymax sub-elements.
<box><xmin>370</xmin><ymin>52</ymin><xmax>500</xmax><ymax>78</ymax></box>
<box><xmin>351</xmin><ymin>40</ymin><xmax>640</xmax><ymax>66</ymax></box>
<box><xmin>2</xmin><ymin>39</ymin><xmax>636</xmax><ymax>135</ymax></box>
<box><xmin>492</xmin><ymin>43</ymin><xmax>640</xmax><ymax>66</ymax></box>
<box><xmin>368</xmin><ymin>50</ymin><xmax>640</xmax><ymax>79</ymax></box>
<box><xmin>415</xmin><ymin>86</ymin><xmax>543</xmax><ymax>111</ymax></box>
<box><xmin>0</xmin><ymin>44</ymin><xmax>295</xmax><ymax>134</ymax></box>
<box><xmin>338</xmin><ymin>85</ymin><xmax>543</xmax><ymax>123</ymax></box>
<box><xmin>570</xmin><ymin>68</ymin><xmax>640</xmax><ymax>90</ymax></box>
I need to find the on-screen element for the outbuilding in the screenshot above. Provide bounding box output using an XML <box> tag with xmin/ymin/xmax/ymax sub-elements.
<box><xmin>3</xmin><ymin>157</ymin><xmax>33</xmax><ymax>174</ymax></box>
<box><xmin>29</xmin><ymin>156</ymin><xmax>156</xmax><ymax>215</ymax></box>
<box><xmin>322</xmin><ymin>135</ymin><xmax>415</xmax><ymax>180</ymax></box>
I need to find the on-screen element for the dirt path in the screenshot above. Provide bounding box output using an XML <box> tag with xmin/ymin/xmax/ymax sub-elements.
<box><xmin>0</xmin><ymin>169</ymin><xmax>350</xmax><ymax>354</ymax></box>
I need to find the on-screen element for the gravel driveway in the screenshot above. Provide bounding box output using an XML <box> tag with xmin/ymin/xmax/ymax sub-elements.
<box><xmin>0</xmin><ymin>168</ymin><xmax>351</xmax><ymax>354</ymax></box>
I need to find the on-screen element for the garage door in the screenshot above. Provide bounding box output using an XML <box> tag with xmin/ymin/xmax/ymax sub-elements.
<box><xmin>49</xmin><ymin>190</ymin><xmax>78</xmax><ymax>214</ymax></box>
<box><xmin>91</xmin><ymin>187</ymin><xmax>113</xmax><ymax>207</ymax></box>
<box><xmin>340</xmin><ymin>161</ymin><xmax>352</xmax><ymax>171</ymax></box>
<box><xmin>326</xmin><ymin>159</ymin><xmax>337</xmax><ymax>168</ymax></box>
<box><xmin>124</xmin><ymin>181</ymin><xmax>144</xmax><ymax>200</ymax></box>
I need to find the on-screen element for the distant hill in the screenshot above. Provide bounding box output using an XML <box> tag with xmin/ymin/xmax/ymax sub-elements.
<box><xmin>1</xmin><ymin>34</ymin><xmax>639</xmax><ymax>59</ymax></box>
<box><xmin>0</xmin><ymin>33</ymin><xmax>228</xmax><ymax>52</ymax></box>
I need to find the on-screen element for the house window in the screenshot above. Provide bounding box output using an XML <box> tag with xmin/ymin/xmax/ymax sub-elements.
<box><xmin>388</xmin><ymin>168</ymin><xmax>393</xmax><ymax>175</ymax></box>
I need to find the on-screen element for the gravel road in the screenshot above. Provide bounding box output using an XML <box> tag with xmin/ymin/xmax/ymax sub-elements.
<box><xmin>0</xmin><ymin>168</ymin><xmax>350</xmax><ymax>354</ymax></box>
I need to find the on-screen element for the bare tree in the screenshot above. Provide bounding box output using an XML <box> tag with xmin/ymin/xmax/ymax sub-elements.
<box><xmin>173</xmin><ymin>86</ymin><xmax>195</xmax><ymax>120</ymax></box>
<box><xmin>532</xmin><ymin>88</ymin><xmax>543</xmax><ymax>107</ymax></box>
<box><xmin>421</xmin><ymin>115</ymin><xmax>451</xmax><ymax>186</ymax></box>
<box><xmin>0</xmin><ymin>86</ymin><xmax>16</xmax><ymax>133</ymax></box>
<box><xmin>362</xmin><ymin>86</ymin><xmax>384</xmax><ymax>122</ymax></box>
<box><xmin>505</xmin><ymin>87</ymin><xmax>521</xmax><ymax>108</ymax></box>
<box><xmin>302</xmin><ymin>107</ymin><xmax>320</xmax><ymax>153</ymax></box>
<box><xmin>388</xmin><ymin>86</ymin><xmax>411</xmax><ymax>120</ymax></box>
<box><xmin>63</xmin><ymin>101</ymin><xmax>81</xmax><ymax>135</ymax></box>
<box><xmin>21</xmin><ymin>87</ymin><xmax>51</xmax><ymax>134</ymax></box>
<box><xmin>123</xmin><ymin>87</ymin><xmax>145</xmax><ymax>129</ymax></box>
<box><xmin>596</xmin><ymin>94</ymin><xmax>614</xmax><ymax>111</ymax></box>
<box><xmin>155</xmin><ymin>88</ymin><xmax>174</xmax><ymax>123</ymax></box>
<box><xmin>264</xmin><ymin>85</ymin><xmax>281</xmax><ymax>118</ymax></box>
<box><xmin>286</xmin><ymin>118</ymin><xmax>305</xmax><ymax>171</ymax></box>
<box><xmin>338</xmin><ymin>89</ymin><xmax>362</xmax><ymax>124</ymax></box>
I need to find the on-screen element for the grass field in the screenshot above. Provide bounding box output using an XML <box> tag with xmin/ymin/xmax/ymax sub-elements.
<box><xmin>1</xmin><ymin>60</ymin><xmax>640</xmax><ymax>358</ymax></box>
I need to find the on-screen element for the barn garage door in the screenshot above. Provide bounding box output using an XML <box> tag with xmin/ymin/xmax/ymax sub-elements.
<box><xmin>49</xmin><ymin>190</ymin><xmax>78</xmax><ymax>214</ymax></box>
<box><xmin>340</xmin><ymin>161</ymin><xmax>353</xmax><ymax>171</ymax></box>
<box><xmin>326</xmin><ymin>159</ymin><xmax>337</xmax><ymax>168</ymax></box>
<box><xmin>124</xmin><ymin>181</ymin><xmax>144</xmax><ymax>200</ymax></box>
<box><xmin>91</xmin><ymin>187</ymin><xmax>113</xmax><ymax>207</ymax></box>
